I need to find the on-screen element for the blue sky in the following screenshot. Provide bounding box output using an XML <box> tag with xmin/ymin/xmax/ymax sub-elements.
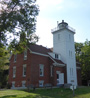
<box><xmin>36</xmin><ymin>0</ymin><xmax>90</xmax><ymax>48</ymax></box>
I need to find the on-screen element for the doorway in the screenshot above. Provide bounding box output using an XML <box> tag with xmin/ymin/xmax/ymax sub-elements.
<box><xmin>57</xmin><ymin>72</ymin><xmax>64</xmax><ymax>85</ymax></box>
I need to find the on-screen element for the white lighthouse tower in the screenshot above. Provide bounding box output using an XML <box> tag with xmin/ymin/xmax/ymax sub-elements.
<box><xmin>51</xmin><ymin>20</ymin><xmax>77</xmax><ymax>86</ymax></box>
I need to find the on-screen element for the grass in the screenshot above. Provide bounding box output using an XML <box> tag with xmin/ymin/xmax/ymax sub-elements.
<box><xmin>0</xmin><ymin>87</ymin><xmax>90</xmax><ymax>98</ymax></box>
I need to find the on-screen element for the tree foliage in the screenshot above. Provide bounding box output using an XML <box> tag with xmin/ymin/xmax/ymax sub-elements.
<box><xmin>0</xmin><ymin>44</ymin><xmax>9</xmax><ymax>70</ymax></box>
<box><xmin>0</xmin><ymin>0</ymin><xmax>39</xmax><ymax>52</ymax></box>
<box><xmin>75</xmin><ymin>40</ymin><xmax>90</xmax><ymax>82</ymax></box>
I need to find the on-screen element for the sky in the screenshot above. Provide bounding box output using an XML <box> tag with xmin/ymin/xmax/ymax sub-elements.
<box><xmin>35</xmin><ymin>0</ymin><xmax>90</xmax><ymax>48</ymax></box>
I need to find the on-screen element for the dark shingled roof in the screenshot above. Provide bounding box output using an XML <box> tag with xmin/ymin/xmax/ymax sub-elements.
<box><xmin>29</xmin><ymin>44</ymin><xmax>65</xmax><ymax>65</ymax></box>
<box><xmin>54</xmin><ymin>59</ymin><xmax>65</xmax><ymax>64</ymax></box>
<box><xmin>29</xmin><ymin>44</ymin><xmax>52</xmax><ymax>55</ymax></box>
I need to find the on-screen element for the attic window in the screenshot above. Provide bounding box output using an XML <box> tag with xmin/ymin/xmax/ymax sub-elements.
<box><xmin>55</xmin><ymin>54</ymin><xmax>58</xmax><ymax>59</ymax></box>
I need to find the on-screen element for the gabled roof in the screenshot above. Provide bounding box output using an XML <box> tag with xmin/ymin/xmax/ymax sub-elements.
<box><xmin>28</xmin><ymin>44</ymin><xmax>52</xmax><ymax>55</ymax></box>
<box><xmin>28</xmin><ymin>44</ymin><xmax>65</xmax><ymax>66</ymax></box>
<box><xmin>54</xmin><ymin>59</ymin><xmax>65</xmax><ymax>65</ymax></box>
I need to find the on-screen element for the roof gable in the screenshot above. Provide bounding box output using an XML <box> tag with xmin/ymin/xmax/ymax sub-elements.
<box><xmin>28</xmin><ymin>44</ymin><xmax>52</xmax><ymax>55</ymax></box>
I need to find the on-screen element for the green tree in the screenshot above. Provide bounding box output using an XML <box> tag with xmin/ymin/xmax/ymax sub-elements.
<box><xmin>0</xmin><ymin>0</ymin><xmax>39</xmax><ymax>87</ymax></box>
<box><xmin>81</xmin><ymin>40</ymin><xmax>90</xmax><ymax>81</ymax></box>
<box><xmin>0</xmin><ymin>44</ymin><xmax>9</xmax><ymax>88</ymax></box>
<box><xmin>0</xmin><ymin>44</ymin><xmax>9</xmax><ymax>70</ymax></box>
<box><xmin>0</xmin><ymin>0</ymin><xmax>39</xmax><ymax>52</ymax></box>
<box><xmin>75</xmin><ymin>42</ymin><xmax>83</xmax><ymax>60</ymax></box>
<box><xmin>75</xmin><ymin>40</ymin><xmax>90</xmax><ymax>84</ymax></box>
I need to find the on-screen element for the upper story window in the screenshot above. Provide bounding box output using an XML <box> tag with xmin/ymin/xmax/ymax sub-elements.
<box><xmin>39</xmin><ymin>64</ymin><xmax>44</xmax><ymax>77</ymax></box>
<box><xmin>58</xmin><ymin>34</ymin><xmax>60</xmax><ymax>40</ymax></box>
<box><xmin>13</xmin><ymin>66</ymin><xmax>16</xmax><ymax>78</ymax></box>
<box><xmin>14</xmin><ymin>54</ymin><xmax>17</xmax><ymax>62</ymax></box>
<box><xmin>23</xmin><ymin>64</ymin><xmax>27</xmax><ymax>77</ymax></box>
<box><xmin>55</xmin><ymin>54</ymin><xmax>58</xmax><ymax>59</ymax></box>
<box><xmin>69</xmin><ymin>34</ymin><xmax>70</xmax><ymax>39</ymax></box>
<box><xmin>69</xmin><ymin>50</ymin><xmax>70</xmax><ymax>57</ymax></box>
<box><xmin>69</xmin><ymin>50</ymin><xmax>72</xmax><ymax>57</ymax></box>
<box><xmin>24</xmin><ymin>50</ymin><xmax>27</xmax><ymax>60</ymax></box>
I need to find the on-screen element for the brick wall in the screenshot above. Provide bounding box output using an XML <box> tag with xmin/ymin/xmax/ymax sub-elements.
<box><xmin>8</xmin><ymin>49</ymin><xmax>76</xmax><ymax>88</ymax></box>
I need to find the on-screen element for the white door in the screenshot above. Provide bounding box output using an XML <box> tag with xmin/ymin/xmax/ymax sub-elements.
<box><xmin>57</xmin><ymin>73</ymin><xmax>64</xmax><ymax>85</ymax></box>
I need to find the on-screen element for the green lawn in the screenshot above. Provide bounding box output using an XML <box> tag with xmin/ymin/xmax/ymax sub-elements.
<box><xmin>0</xmin><ymin>87</ymin><xmax>90</xmax><ymax>98</ymax></box>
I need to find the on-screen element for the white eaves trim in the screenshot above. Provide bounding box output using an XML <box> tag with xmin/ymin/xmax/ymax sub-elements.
<box><xmin>53</xmin><ymin>63</ymin><xmax>65</xmax><ymax>67</ymax></box>
<box><xmin>48</xmin><ymin>55</ymin><xmax>56</xmax><ymax>63</ymax></box>
<box><xmin>31</xmin><ymin>51</ymin><xmax>48</xmax><ymax>57</ymax></box>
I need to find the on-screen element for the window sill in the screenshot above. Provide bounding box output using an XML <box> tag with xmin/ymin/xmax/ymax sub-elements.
<box><xmin>40</xmin><ymin>75</ymin><xmax>44</xmax><ymax>77</ymax></box>
<box><xmin>23</xmin><ymin>75</ymin><xmax>26</xmax><ymax>77</ymax></box>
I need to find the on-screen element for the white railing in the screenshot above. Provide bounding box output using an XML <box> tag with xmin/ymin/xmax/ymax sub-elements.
<box><xmin>51</xmin><ymin>25</ymin><xmax>75</xmax><ymax>33</ymax></box>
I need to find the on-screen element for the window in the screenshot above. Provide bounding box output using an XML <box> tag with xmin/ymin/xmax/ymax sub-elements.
<box><xmin>24</xmin><ymin>50</ymin><xmax>27</xmax><ymax>60</ymax></box>
<box><xmin>55</xmin><ymin>54</ymin><xmax>58</xmax><ymax>59</ymax></box>
<box><xmin>69</xmin><ymin>50</ymin><xmax>70</xmax><ymax>57</ymax></box>
<box><xmin>12</xmin><ymin>81</ymin><xmax>15</xmax><ymax>88</ymax></box>
<box><xmin>70</xmin><ymin>68</ymin><xmax>73</xmax><ymax>76</ymax></box>
<box><xmin>51</xmin><ymin>66</ymin><xmax>53</xmax><ymax>77</ymax></box>
<box><xmin>70</xmin><ymin>68</ymin><xmax>71</xmax><ymax>76</ymax></box>
<box><xmin>69</xmin><ymin>34</ymin><xmax>71</xmax><ymax>40</ymax></box>
<box><xmin>23</xmin><ymin>64</ymin><xmax>27</xmax><ymax>77</ymax></box>
<box><xmin>58</xmin><ymin>34</ymin><xmax>60</xmax><ymax>40</ymax></box>
<box><xmin>69</xmin><ymin>51</ymin><xmax>72</xmax><ymax>57</ymax></box>
<box><xmin>72</xmin><ymin>68</ymin><xmax>73</xmax><ymax>76</ymax></box>
<box><xmin>39</xmin><ymin>64</ymin><xmax>44</xmax><ymax>76</ymax></box>
<box><xmin>14</xmin><ymin>54</ymin><xmax>17</xmax><ymax>62</ymax></box>
<box><xmin>39</xmin><ymin>80</ymin><xmax>44</xmax><ymax>87</ymax></box>
<box><xmin>13</xmin><ymin>66</ymin><xmax>16</xmax><ymax>78</ymax></box>
<box><xmin>22</xmin><ymin>81</ymin><xmax>26</xmax><ymax>87</ymax></box>
<box><xmin>71</xmin><ymin>51</ymin><xmax>72</xmax><ymax>57</ymax></box>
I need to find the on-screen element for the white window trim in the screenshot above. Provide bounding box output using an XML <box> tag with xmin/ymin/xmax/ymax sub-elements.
<box><xmin>39</xmin><ymin>80</ymin><xmax>44</xmax><ymax>87</ymax></box>
<box><xmin>24</xmin><ymin>50</ymin><xmax>27</xmax><ymax>60</ymax></box>
<box><xmin>23</xmin><ymin>64</ymin><xmax>27</xmax><ymax>77</ymax></box>
<box><xmin>13</xmin><ymin>66</ymin><xmax>16</xmax><ymax>78</ymax></box>
<box><xmin>39</xmin><ymin>64</ymin><xmax>44</xmax><ymax>77</ymax></box>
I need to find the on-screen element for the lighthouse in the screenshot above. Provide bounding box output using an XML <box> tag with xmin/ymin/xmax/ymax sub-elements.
<box><xmin>51</xmin><ymin>20</ymin><xmax>77</xmax><ymax>86</ymax></box>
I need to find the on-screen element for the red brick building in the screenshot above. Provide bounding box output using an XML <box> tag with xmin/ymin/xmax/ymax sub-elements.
<box><xmin>8</xmin><ymin>44</ymin><xmax>81</xmax><ymax>89</ymax></box>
